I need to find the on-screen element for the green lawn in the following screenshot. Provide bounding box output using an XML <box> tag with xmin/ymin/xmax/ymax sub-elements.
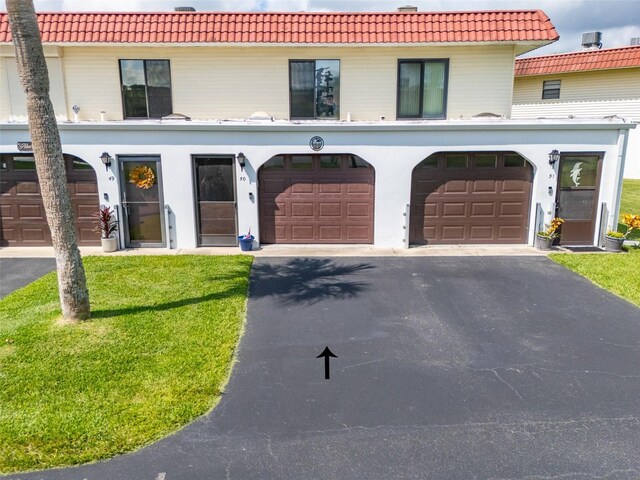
<box><xmin>0</xmin><ymin>255</ymin><xmax>252</xmax><ymax>474</ymax></box>
<box><xmin>550</xmin><ymin>178</ymin><xmax>640</xmax><ymax>307</ymax></box>
<box><xmin>618</xmin><ymin>179</ymin><xmax>640</xmax><ymax>240</ymax></box>
<box><xmin>550</xmin><ymin>248</ymin><xmax>640</xmax><ymax>307</ymax></box>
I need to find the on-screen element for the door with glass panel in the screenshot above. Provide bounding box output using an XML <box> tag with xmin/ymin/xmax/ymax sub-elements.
<box><xmin>119</xmin><ymin>156</ymin><xmax>165</xmax><ymax>247</ymax></box>
<box><xmin>556</xmin><ymin>154</ymin><xmax>602</xmax><ymax>245</ymax></box>
<box><xmin>193</xmin><ymin>156</ymin><xmax>237</xmax><ymax>246</ymax></box>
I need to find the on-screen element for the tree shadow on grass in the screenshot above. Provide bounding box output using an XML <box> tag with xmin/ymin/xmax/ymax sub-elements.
<box><xmin>90</xmin><ymin>284</ymin><xmax>247</xmax><ymax>319</ymax></box>
<box><xmin>250</xmin><ymin>258</ymin><xmax>375</xmax><ymax>305</ymax></box>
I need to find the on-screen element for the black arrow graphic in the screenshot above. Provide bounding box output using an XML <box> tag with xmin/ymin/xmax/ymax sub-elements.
<box><xmin>316</xmin><ymin>346</ymin><xmax>337</xmax><ymax>380</ymax></box>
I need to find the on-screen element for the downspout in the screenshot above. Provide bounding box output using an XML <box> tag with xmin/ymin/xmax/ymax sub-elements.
<box><xmin>57</xmin><ymin>47</ymin><xmax>71</xmax><ymax>121</ymax></box>
<box><xmin>611</xmin><ymin>126</ymin><xmax>631</xmax><ymax>230</ymax></box>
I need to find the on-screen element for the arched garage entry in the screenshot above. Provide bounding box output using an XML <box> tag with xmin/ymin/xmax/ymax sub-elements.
<box><xmin>410</xmin><ymin>152</ymin><xmax>533</xmax><ymax>245</ymax></box>
<box><xmin>0</xmin><ymin>153</ymin><xmax>100</xmax><ymax>246</ymax></box>
<box><xmin>259</xmin><ymin>154</ymin><xmax>374</xmax><ymax>244</ymax></box>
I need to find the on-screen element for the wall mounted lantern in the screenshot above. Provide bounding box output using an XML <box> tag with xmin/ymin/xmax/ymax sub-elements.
<box><xmin>548</xmin><ymin>149</ymin><xmax>561</xmax><ymax>166</ymax></box>
<box><xmin>100</xmin><ymin>152</ymin><xmax>113</xmax><ymax>171</ymax></box>
<box><xmin>237</xmin><ymin>152</ymin><xmax>247</xmax><ymax>171</ymax></box>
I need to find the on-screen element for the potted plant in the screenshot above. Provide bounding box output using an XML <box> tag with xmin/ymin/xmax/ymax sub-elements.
<box><xmin>94</xmin><ymin>205</ymin><xmax>118</xmax><ymax>252</ymax></box>
<box><xmin>536</xmin><ymin>217</ymin><xmax>564</xmax><ymax>251</ymax></box>
<box><xmin>605</xmin><ymin>213</ymin><xmax>640</xmax><ymax>252</ymax></box>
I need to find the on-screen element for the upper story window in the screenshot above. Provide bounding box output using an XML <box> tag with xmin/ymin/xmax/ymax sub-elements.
<box><xmin>542</xmin><ymin>80</ymin><xmax>561</xmax><ymax>99</ymax></box>
<box><xmin>397</xmin><ymin>59</ymin><xmax>448</xmax><ymax>119</ymax></box>
<box><xmin>119</xmin><ymin>60</ymin><xmax>172</xmax><ymax>119</ymax></box>
<box><xmin>289</xmin><ymin>60</ymin><xmax>340</xmax><ymax>119</ymax></box>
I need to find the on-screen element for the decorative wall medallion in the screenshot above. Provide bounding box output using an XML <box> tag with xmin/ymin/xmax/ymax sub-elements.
<box><xmin>309</xmin><ymin>136</ymin><xmax>324</xmax><ymax>151</ymax></box>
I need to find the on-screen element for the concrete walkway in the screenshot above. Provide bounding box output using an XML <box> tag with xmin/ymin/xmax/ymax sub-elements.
<box><xmin>1</xmin><ymin>244</ymin><xmax>553</xmax><ymax>258</ymax></box>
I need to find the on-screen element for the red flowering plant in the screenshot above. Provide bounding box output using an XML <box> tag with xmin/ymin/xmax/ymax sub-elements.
<box><xmin>94</xmin><ymin>206</ymin><xmax>118</xmax><ymax>239</ymax></box>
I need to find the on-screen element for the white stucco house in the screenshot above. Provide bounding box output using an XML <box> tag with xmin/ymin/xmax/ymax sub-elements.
<box><xmin>513</xmin><ymin>45</ymin><xmax>640</xmax><ymax>179</ymax></box>
<box><xmin>0</xmin><ymin>9</ymin><xmax>635</xmax><ymax>250</ymax></box>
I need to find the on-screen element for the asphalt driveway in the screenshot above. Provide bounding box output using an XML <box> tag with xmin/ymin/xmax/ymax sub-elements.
<box><xmin>0</xmin><ymin>258</ymin><xmax>56</xmax><ymax>299</ymax></box>
<box><xmin>6</xmin><ymin>256</ymin><xmax>640</xmax><ymax>480</ymax></box>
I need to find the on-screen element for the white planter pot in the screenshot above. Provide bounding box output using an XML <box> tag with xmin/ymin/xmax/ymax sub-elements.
<box><xmin>101</xmin><ymin>236</ymin><xmax>118</xmax><ymax>253</ymax></box>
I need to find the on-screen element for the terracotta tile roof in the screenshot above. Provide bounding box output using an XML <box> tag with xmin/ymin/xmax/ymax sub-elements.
<box><xmin>0</xmin><ymin>10</ymin><xmax>558</xmax><ymax>45</ymax></box>
<box><xmin>515</xmin><ymin>45</ymin><xmax>640</xmax><ymax>76</ymax></box>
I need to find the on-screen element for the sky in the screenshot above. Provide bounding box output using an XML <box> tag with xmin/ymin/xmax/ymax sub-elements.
<box><xmin>3</xmin><ymin>0</ymin><xmax>640</xmax><ymax>57</ymax></box>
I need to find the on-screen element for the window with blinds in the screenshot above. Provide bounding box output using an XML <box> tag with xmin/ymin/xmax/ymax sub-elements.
<box><xmin>397</xmin><ymin>59</ymin><xmax>449</xmax><ymax>119</ymax></box>
<box><xmin>542</xmin><ymin>80</ymin><xmax>561</xmax><ymax>100</ymax></box>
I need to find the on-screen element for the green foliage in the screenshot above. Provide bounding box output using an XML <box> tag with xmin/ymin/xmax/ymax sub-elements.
<box><xmin>619</xmin><ymin>179</ymin><xmax>640</xmax><ymax>240</ymax></box>
<box><xmin>550</xmin><ymin>248</ymin><xmax>640</xmax><ymax>307</ymax></box>
<box><xmin>0</xmin><ymin>255</ymin><xmax>252</xmax><ymax>474</ymax></box>
<box><xmin>606</xmin><ymin>230</ymin><xmax>625</xmax><ymax>239</ymax></box>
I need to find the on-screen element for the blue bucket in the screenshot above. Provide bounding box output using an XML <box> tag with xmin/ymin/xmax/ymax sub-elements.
<box><xmin>238</xmin><ymin>235</ymin><xmax>254</xmax><ymax>251</ymax></box>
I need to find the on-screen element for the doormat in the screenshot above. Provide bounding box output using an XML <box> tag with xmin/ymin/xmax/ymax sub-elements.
<box><xmin>562</xmin><ymin>246</ymin><xmax>605</xmax><ymax>252</ymax></box>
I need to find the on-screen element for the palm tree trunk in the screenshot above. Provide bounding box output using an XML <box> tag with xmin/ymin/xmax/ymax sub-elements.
<box><xmin>6</xmin><ymin>0</ymin><xmax>90</xmax><ymax>320</ymax></box>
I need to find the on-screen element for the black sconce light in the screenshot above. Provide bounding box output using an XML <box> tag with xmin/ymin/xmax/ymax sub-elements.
<box><xmin>548</xmin><ymin>149</ymin><xmax>560</xmax><ymax>166</ymax></box>
<box><xmin>100</xmin><ymin>152</ymin><xmax>113</xmax><ymax>171</ymax></box>
<box><xmin>237</xmin><ymin>152</ymin><xmax>247</xmax><ymax>171</ymax></box>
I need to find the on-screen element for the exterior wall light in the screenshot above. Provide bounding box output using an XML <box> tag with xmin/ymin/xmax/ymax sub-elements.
<box><xmin>548</xmin><ymin>149</ymin><xmax>561</xmax><ymax>166</ymax></box>
<box><xmin>237</xmin><ymin>152</ymin><xmax>247</xmax><ymax>171</ymax></box>
<box><xmin>100</xmin><ymin>152</ymin><xmax>113</xmax><ymax>171</ymax></box>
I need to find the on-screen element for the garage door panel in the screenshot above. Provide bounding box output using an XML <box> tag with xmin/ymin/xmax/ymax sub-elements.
<box><xmin>442</xmin><ymin>202</ymin><xmax>466</xmax><ymax>216</ymax></box>
<box><xmin>291</xmin><ymin>202</ymin><xmax>314</xmax><ymax>217</ymax></box>
<box><xmin>1</xmin><ymin>228</ymin><xmax>16</xmax><ymax>242</ymax></box>
<box><xmin>411</xmin><ymin>153</ymin><xmax>532</xmax><ymax>245</ymax></box>
<box><xmin>1</xmin><ymin>180</ymin><xmax>14</xmax><ymax>195</ymax></box>
<box><xmin>469</xmin><ymin>225</ymin><xmax>493</xmax><ymax>240</ymax></box>
<box><xmin>290</xmin><ymin>182</ymin><xmax>314</xmax><ymax>194</ymax></box>
<box><xmin>498</xmin><ymin>225</ymin><xmax>524</xmax><ymax>240</ymax></box>
<box><xmin>1</xmin><ymin>154</ymin><xmax>100</xmax><ymax>246</ymax></box>
<box><xmin>16</xmin><ymin>181</ymin><xmax>40</xmax><ymax>195</ymax></box>
<box><xmin>75</xmin><ymin>203</ymin><xmax>97</xmax><ymax>220</ymax></box>
<box><xmin>77</xmin><ymin>227</ymin><xmax>98</xmax><ymax>244</ymax></box>
<box><xmin>262</xmin><ymin>179</ymin><xmax>287</xmax><ymax>194</ymax></box>
<box><xmin>73</xmin><ymin>181</ymin><xmax>99</xmax><ymax>195</ymax></box>
<box><xmin>259</xmin><ymin>154</ymin><xmax>374</xmax><ymax>244</ymax></box>
<box><xmin>0</xmin><ymin>204</ymin><xmax>13</xmax><ymax>219</ymax></box>
<box><xmin>262</xmin><ymin>200</ymin><xmax>286</xmax><ymax>217</ymax></box>
<box><xmin>346</xmin><ymin>183</ymin><xmax>372</xmax><ymax>194</ymax></box>
<box><xmin>414</xmin><ymin>179</ymin><xmax>440</xmax><ymax>194</ymax></box>
<box><xmin>319</xmin><ymin>225</ymin><xmax>342</xmax><ymax>240</ymax></box>
<box><xmin>318</xmin><ymin>183</ymin><xmax>341</xmax><ymax>194</ymax></box>
<box><xmin>21</xmin><ymin>228</ymin><xmax>49</xmax><ymax>243</ymax></box>
<box><xmin>421</xmin><ymin>226</ymin><xmax>437</xmax><ymax>240</ymax></box>
<box><xmin>471</xmin><ymin>202</ymin><xmax>495</xmax><ymax>216</ymax></box>
<box><xmin>346</xmin><ymin>203</ymin><xmax>370</xmax><ymax>217</ymax></box>
<box><xmin>443</xmin><ymin>180</ymin><xmax>467</xmax><ymax>193</ymax></box>
<box><xmin>472</xmin><ymin>179</ymin><xmax>498</xmax><ymax>193</ymax></box>
<box><xmin>319</xmin><ymin>202</ymin><xmax>342</xmax><ymax>217</ymax></box>
<box><xmin>18</xmin><ymin>203</ymin><xmax>46</xmax><ymax>219</ymax></box>
<box><xmin>502</xmin><ymin>179</ymin><xmax>529</xmax><ymax>193</ymax></box>
<box><xmin>346</xmin><ymin>225</ymin><xmax>371</xmax><ymax>241</ymax></box>
<box><xmin>500</xmin><ymin>202</ymin><xmax>526</xmax><ymax>216</ymax></box>
<box><xmin>291</xmin><ymin>225</ymin><xmax>315</xmax><ymax>241</ymax></box>
<box><xmin>441</xmin><ymin>225</ymin><xmax>465</xmax><ymax>240</ymax></box>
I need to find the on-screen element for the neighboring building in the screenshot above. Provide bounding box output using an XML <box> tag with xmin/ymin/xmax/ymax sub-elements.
<box><xmin>513</xmin><ymin>45</ymin><xmax>640</xmax><ymax>179</ymax></box>
<box><xmin>0</xmin><ymin>10</ymin><xmax>635</xmax><ymax>249</ymax></box>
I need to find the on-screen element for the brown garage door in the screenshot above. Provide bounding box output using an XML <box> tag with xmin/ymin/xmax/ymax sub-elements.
<box><xmin>0</xmin><ymin>153</ymin><xmax>100</xmax><ymax>246</ymax></box>
<box><xmin>259</xmin><ymin>154</ymin><xmax>374</xmax><ymax>244</ymax></box>
<box><xmin>410</xmin><ymin>152</ymin><xmax>532</xmax><ymax>245</ymax></box>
